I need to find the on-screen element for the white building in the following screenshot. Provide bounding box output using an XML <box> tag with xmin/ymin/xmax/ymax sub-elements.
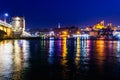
<box><xmin>11</xmin><ymin>17</ymin><xmax>25</xmax><ymax>37</ymax></box>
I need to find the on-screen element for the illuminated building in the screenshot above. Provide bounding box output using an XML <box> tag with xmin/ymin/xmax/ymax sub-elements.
<box><xmin>49</xmin><ymin>31</ymin><xmax>55</xmax><ymax>37</ymax></box>
<box><xmin>85</xmin><ymin>27</ymin><xmax>91</xmax><ymax>31</ymax></box>
<box><xmin>76</xmin><ymin>31</ymin><xmax>81</xmax><ymax>34</ymax></box>
<box><xmin>107</xmin><ymin>23</ymin><xmax>112</xmax><ymax>27</ymax></box>
<box><xmin>11</xmin><ymin>17</ymin><xmax>25</xmax><ymax>37</ymax></box>
<box><xmin>60</xmin><ymin>30</ymin><xmax>69</xmax><ymax>38</ymax></box>
<box><xmin>89</xmin><ymin>30</ymin><xmax>98</xmax><ymax>38</ymax></box>
<box><xmin>93</xmin><ymin>20</ymin><xmax>105</xmax><ymax>30</ymax></box>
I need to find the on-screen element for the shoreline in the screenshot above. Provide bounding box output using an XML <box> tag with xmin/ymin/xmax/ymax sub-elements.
<box><xmin>0</xmin><ymin>37</ymin><xmax>119</xmax><ymax>41</ymax></box>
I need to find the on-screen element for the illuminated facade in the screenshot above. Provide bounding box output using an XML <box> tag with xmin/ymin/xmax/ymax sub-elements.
<box><xmin>93</xmin><ymin>20</ymin><xmax>105</xmax><ymax>30</ymax></box>
<box><xmin>11</xmin><ymin>17</ymin><xmax>25</xmax><ymax>37</ymax></box>
<box><xmin>12</xmin><ymin>17</ymin><xmax>25</xmax><ymax>32</ymax></box>
<box><xmin>60</xmin><ymin>30</ymin><xmax>69</xmax><ymax>38</ymax></box>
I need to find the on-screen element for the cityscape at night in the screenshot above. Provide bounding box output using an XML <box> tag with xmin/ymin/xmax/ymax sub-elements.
<box><xmin>0</xmin><ymin>0</ymin><xmax>120</xmax><ymax>80</ymax></box>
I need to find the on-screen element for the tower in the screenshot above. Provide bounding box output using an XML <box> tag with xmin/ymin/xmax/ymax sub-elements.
<box><xmin>11</xmin><ymin>17</ymin><xmax>26</xmax><ymax>37</ymax></box>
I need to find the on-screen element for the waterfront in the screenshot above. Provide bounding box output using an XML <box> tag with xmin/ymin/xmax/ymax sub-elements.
<box><xmin>0</xmin><ymin>38</ymin><xmax>120</xmax><ymax>80</ymax></box>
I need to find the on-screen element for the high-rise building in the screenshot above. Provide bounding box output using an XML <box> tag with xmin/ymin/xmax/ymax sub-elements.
<box><xmin>11</xmin><ymin>17</ymin><xmax>25</xmax><ymax>37</ymax></box>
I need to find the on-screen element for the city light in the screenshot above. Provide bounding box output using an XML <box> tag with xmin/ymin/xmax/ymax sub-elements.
<box><xmin>62</xmin><ymin>31</ymin><xmax>68</xmax><ymax>35</ymax></box>
<box><xmin>15</xmin><ymin>17</ymin><xmax>20</xmax><ymax>20</ymax></box>
<box><xmin>60</xmin><ymin>31</ymin><xmax>69</xmax><ymax>38</ymax></box>
<box><xmin>4</xmin><ymin>13</ymin><xmax>9</xmax><ymax>17</ymax></box>
<box><xmin>4</xmin><ymin>13</ymin><xmax>9</xmax><ymax>22</ymax></box>
<box><xmin>77</xmin><ymin>31</ymin><xmax>80</xmax><ymax>34</ymax></box>
<box><xmin>73</xmin><ymin>34</ymin><xmax>89</xmax><ymax>39</ymax></box>
<box><xmin>49</xmin><ymin>31</ymin><xmax>54</xmax><ymax>36</ymax></box>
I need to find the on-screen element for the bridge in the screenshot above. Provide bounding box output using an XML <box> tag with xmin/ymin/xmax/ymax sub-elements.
<box><xmin>0</xmin><ymin>20</ymin><xmax>13</xmax><ymax>38</ymax></box>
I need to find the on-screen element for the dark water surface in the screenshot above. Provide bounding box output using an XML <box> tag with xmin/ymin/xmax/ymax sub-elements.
<box><xmin>0</xmin><ymin>38</ymin><xmax>120</xmax><ymax>80</ymax></box>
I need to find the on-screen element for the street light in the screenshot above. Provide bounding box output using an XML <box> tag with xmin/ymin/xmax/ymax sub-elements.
<box><xmin>5</xmin><ymin>13</ymin><xmax>8</xmax><ymax>17</ymax></box>
<box><xmin>4</xmin><ymin>13</ymin><xmax>9</xmax><ymax>22</ymax></box>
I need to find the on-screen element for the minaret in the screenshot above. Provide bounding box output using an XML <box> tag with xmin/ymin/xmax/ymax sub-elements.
<box><xmin>58</xmin><ymin>23</ymin><xmax>61</xmax><ymax>28</ymax></box>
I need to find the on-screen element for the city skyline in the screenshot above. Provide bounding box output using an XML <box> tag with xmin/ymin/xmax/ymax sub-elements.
<box><xmin>1</xmin><ymin>0</ymin><xmax>120</xmax><ymax>28</ymax></box>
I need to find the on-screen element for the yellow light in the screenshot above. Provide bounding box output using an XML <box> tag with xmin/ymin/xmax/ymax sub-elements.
<box><xmin>93</xmin><ymin>21</ymin><xmax>105</xmax><ymax>30</ymax></box>
<box><xmin>75</xmin><ymin>38</ymin><xmax>80</xmax><ymax>65</ymax></box>
<box><xmin>113</xmin><ymin>27</ymin><xmax>117</xmax><ymax>31</ymax></box>
<box><xmin>85</xmin><ymin>27</ymin><xmax>90</xmax><ymax>31</ymax></box>
<box><xmin>77</xmin><ymin>31</ymin><xmax>80</xmax><ymax>34</ymax></box>
<box><xmin>96</xmin><ymin>40</ymin><xmax>105</xmax><ymax>56</ymax></box>
<box><xmin>61</xmin><ymin>37</ymin><xmax>68</xmax><ymax>67</ymax></box>
<box><xmin>96</xmin><ymin>24</ymin><xmax>104</xmax><ymax>29</ymax></box>
<box><xmin>95</xmin><ymin>40</ymin><xmax>105</xmax><ymax>69</ymax></box>
<box><xmin>62</xmin><ymin>37</ymin><xmax>67</xmax><ymax>57</ymax></box>
<box><xmin>63</xmin><ymin>31</ymin><xmax>68</xmax><ymax>35</ymax></box>
<box><xmin>60</xmin><ymin>31</ymin><xmax>69</xmax><ymax>38</ymax></box>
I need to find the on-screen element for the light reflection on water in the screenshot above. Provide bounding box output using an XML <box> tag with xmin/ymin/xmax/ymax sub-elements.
<box><xmin>0</xmin><ymin>40</ymin><xmax>13</xmax><ymax>79</ymax></box>
<box><xmin>0</xmin><ymin>40</ymin><xmax>30</xmax><ymax>80</ymax></box>
<box><xmin>49</xmin><ymin>38</ymin><xmax>55</xmax><ymax>57</ymax></box>
<box><xmin>0</xmin><ymin>39</ymin><xmax>120</xmax><ymax>80</ymax></box>
<box><xmin>75</xmin><ymin>38</ymin><xmax>80</xmax><ymax>66</ymax></box>
<box><xmin>95</xmin><ymin>40</ymin><xmax>105</xmax><ymax>66</ymax></box>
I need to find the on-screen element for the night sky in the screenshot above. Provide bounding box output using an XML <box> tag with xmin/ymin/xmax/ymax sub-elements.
<box><xmin>1</xmin><ymin>0</ymin><xmax>120</xmax><ymax>29</ymax></box>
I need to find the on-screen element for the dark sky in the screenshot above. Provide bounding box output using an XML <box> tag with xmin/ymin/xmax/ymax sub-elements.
<box><xmin>1</xmin><ymin>0</ymin><xmax>120</xmax><ymax>29</ymax></box>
